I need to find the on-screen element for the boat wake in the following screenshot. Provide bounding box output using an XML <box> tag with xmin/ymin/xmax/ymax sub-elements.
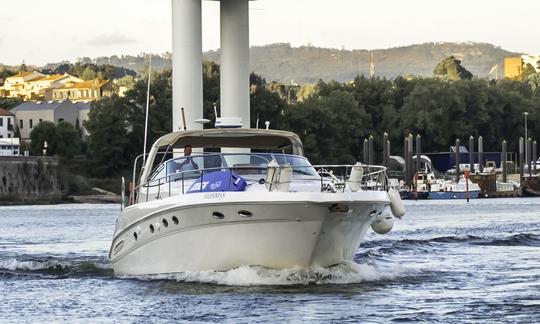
<box><xmin>0</xmin><ymin>254</ymin><xmax>413</xmax><ymax>286</ymax></box>
<box><xmin>0</xmin><ymin>256</ymin><xmax>112</xmax><ymax>278</ymax></box>
<box><xmin>361</xmin><ymin>232</ymin><xmax>540</xmax><ymax>251</ymax></box>
<box><xmin>131</xmin><ymin>261</ymin><xmax>407</xmax><ymax>286</ymax></box>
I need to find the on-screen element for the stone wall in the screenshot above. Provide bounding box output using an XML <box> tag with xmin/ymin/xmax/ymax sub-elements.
<box><xmin>0</xmin><ymin>156</ymin><xmax>62</xmax><ymax>204</ymax></box>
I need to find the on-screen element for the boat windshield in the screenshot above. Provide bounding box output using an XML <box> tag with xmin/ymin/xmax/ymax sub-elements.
<box><xmin>148</xmin><ymin>153</ymin><xmax>318</xmax><ymax>183</ymax></box>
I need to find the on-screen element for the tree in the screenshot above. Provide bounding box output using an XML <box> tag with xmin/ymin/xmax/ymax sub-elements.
<box><xmin>521</xmin><ymin>63</ymin><xmax>537</xmax><ymax>81</ymax></box>
<box><xmin>85</xmin><ymin>96</ymin><xmax>134</xmax><ymax>177</ymax></box>
<box><xmin>0</xmin><ymin>69</ymin><xmax>16</xmax><ymax>85</ymax></box>
<box><xmin>433</xmin><ymin>56</ymin><xmax>473</xmax><ymax>80</ymax></box>
<box><xmin>285</xmin><ymin>90</ymin><xmax>370</xmax><ymax>164</ymax></box>
<box><xmin>81</xmin><ymin>67</ymin><xmax>97</xmax><ymax>80</ymax></box>
<box><xmin>0</xmin><ymin>97</ymin><xmax>22</xmax><ymax>110</ymax></box>
<box><xmin>115</xmin><ymin>75</ymin><xmax>135</xmax><ymax>91</ymax></box>
<box><xmin>29</xmin><ymin>121</ymin><xmax>58</xmax><ymax>156</ymax></box>
<box><xmin>202</xmin><ymin>61</ymin><xmax>220</xmax><ymax>124</ymax></box>
<box><xmin>56</xmin><ymin>122</ymin><xmax>81</xmax><ymax>158</ymax></box>
<box><xmin>250</xmin><ymin>84</ymin><xmax>288</xmax><ymax>129</ymax></box>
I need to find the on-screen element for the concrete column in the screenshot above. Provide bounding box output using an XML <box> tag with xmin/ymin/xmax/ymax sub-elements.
<box><xmin>519</xmin><ymin>137</ymin><xmax>524</xmax><ymax>187</ymax></box>
<box><xmin>469</xmin><ymin>136</ymin><xmax>474</xmax><ymax>174</ymax></box>
<box><xmin>363</xmin><ymin>138</ymin><xmax>368</xmax><ymax>164</ymax></box>
<box><xmin>386</xmin><ymin>140</ymin><xmax>391</xmax><ymax>167</ymax></box>
<box><xmin>534</xmin><ymin>140</ymin><xmax>538</xmax><ymax>175</ymax></box>
<box><xmin>415</xmin><ymin>135</ymin><xmax>421</xmax><ymax>174</ymax></box>
<box><xmin>382</xmin><ymin>133</ymin><xmax>388</xmax><ymax>168</ymax></box>
<box><xmin>368</xmin><ymin>135</ymin><xmax>374</xmax><ymax>165</ymax></box>
<box><xmin>172</xmin><ymin>0</ymin><xmax>203</xmax><ymax>132</ymax></box>
<box><xmin>408</xmin><ymin>134</ymin><xmax>413</xmax><ymax>185</ymax></box>
<box><xmin>502</xmin><ymin>140</ymin><xmax>507</xmax><ymax>183</ymax></box>
<box><xmin>478</xmin><ymin>136</ymin><xmax>484</xmax><ymax>173</ymax></box>
<box><xmin>455</xmin><ymin>139</ymin><xmax>460</xmax><ymax>183</ymax></box>
<box><xmin>403</xmin><ymin>137</ymin><xmax>408</xmax><ymax>185</ymax></box>
<box><xmin>528</xmin><ymin>137</ymin><xmax>532</xmax><ymax>177</ymax></box>
<box><xmin>220</xmin><ymin>0</ymin><xmax>250</xmax><ymax>128</ymax></box>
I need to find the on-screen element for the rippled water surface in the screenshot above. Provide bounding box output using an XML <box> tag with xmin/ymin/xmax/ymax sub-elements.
<box><xmin>0</xmin><ymin>199</ymin><xmax>539</xmax><ymax>323</ymax></box>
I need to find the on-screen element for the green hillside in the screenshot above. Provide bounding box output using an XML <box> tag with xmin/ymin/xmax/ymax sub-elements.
<box><xmin>2</xmin><ymin>42</ymin><xmax>521</xmax><ymax>84</ymax></box>
<box><xmin>206</xmin><ymin>42</ymin><xmax>518</xmax><ymax>83</ymax></box>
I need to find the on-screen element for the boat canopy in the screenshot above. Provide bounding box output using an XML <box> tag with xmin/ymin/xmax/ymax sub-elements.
<box><xmin>152</xmin><ymin>129</ymin><xmax>304</xmax><ymax>156</ymax></box>
<box><xmin>139</xmin><ymin>129</ymin><xmax>304</xmax><ymax>183</ymax></box>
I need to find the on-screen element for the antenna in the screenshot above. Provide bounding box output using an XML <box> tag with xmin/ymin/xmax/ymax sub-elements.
<box><xmin>256</xmin><ymin>113</ymin><xmax>260</xmax><ymax>129</ymax></box>
<box><xmin>181</xmin><ymin>107</ymin><xmax>187</xmax><ymax>131</ymax></box>
<box><xmin>213</xmin><ymin>102</ymin><xmax>218</xmax><ymax>120</ymax></box>
<box><xmin>143</xmin><ymin>54</ymin><xmax>152</xmax><ymax>165</ymax></box>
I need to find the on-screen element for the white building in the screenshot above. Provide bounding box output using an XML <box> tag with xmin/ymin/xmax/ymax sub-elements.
<box><xmin>0</xmin><ymin>71</ymin><xmax>45</xmax><ymax>100</ymax></box>
<box><xmin>0</xmin><ymin>138</ymin><xmax>20</xmax><ymax>156</ymax></box>
<box><xmin>10</xmin><ymin>101</ymin><xmax>92</xmax><ymax>140</ymax></box>
<box><xmin>0</xmin><ymin>108</ymin><xmax>16</xmax><ymax>139</ymax></box>
<box><xmin>11</xmin><ymin>101</ymin><xmax>76</xmax><ymax>140</ymax></box>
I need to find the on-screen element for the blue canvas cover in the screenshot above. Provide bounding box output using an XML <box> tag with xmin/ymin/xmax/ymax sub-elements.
<box><xmin>187</xmin><ymin>171</ymin><xmax>247</xmax><ymax>193</ymax></box>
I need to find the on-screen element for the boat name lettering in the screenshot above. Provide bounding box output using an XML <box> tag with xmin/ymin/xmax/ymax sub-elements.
<box><xmin>204</xmin><ymin>192</ymin><xmax>226</xmax><ymax>199</ymax></box>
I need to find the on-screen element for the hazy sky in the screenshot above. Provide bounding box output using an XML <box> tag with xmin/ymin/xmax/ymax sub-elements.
<box><xmin>1</xmin><ymin>0</ymin><xmax>539</xmax><ymax>66</ymax></box>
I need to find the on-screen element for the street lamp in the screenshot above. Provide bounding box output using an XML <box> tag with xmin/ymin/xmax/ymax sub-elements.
<box><xmin>523</xmin><ymin>112</ymin><xmax>529</xmax><ymax>164</ymax></box>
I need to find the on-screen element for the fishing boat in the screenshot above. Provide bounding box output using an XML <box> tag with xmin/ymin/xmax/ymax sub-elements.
<box><xmin>108</xmin><ymin>128</ymin><xmax>405</xmax><ymax>276</ymax></box>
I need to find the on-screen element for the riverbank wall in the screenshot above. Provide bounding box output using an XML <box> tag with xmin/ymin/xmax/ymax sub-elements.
<box><xmin>0</xmin><ymin>156</ymin><xmax>62</xmax><ymax>204</ymax></box>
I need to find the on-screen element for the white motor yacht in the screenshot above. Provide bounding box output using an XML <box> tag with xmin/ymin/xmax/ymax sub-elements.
<box><xmin>109</xmin><ymin>128</ymin><xmax>405</xmax><ymax>276</ymax></box>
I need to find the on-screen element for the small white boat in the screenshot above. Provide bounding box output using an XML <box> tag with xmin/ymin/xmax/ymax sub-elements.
<box><xmin>429</xmin><ymin>176</ymin><xmax>481</xmax><ymax>199</ymax></box>
<box><xmin>109</xmin><ymin>128</ymin><xmax>405</xmax><ymax>276</ymax></box>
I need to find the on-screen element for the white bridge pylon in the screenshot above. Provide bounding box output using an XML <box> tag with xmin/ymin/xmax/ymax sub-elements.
<box><xmin>172</xmin><ymin>0</ymin><xmax>251</xmax><ymax>132</ymax></box>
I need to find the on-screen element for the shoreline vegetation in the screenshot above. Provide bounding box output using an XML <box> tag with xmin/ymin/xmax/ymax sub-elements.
<box><xmin>1</xmin><ymin>54</ymin><xmax>539</xmax><ymax>204</ymax></box>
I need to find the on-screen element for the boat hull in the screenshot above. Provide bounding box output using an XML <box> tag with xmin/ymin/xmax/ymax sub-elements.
<box><xmin>428</xmin><ymin>190</ymin><xmax>480</xmax><ymax>199</ymax></box>
<box><xmin>110</xmin><ymin>192</ymin><xmax>390</xmax><ymax>275</ymax></box>
<box><xmin>400</xmin><ymin>191</ymin><xmax>430</xmax><ymax>200</ymax></box>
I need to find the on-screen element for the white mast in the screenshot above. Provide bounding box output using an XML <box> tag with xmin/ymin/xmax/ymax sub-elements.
<box><xmin>143</xmin><ymin>55</ymin><xmax>152</xmax><ymax>164</ymax></box>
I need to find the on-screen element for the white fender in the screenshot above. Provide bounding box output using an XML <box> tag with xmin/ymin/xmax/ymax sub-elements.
<box><xmin>347</xmin><ymin>162</ymin><xmax>364</xmax><ymax>192</ymax></box>
<box><xmin>265</xmin><ymin>159</ymin><xmax>280</xmax><ymax>191</ymax></box>
<box><xmin>265</xmin><ymin>160</ymin><xmax>292</xmax><ymax>192</ymax></box>
<box><xmin>276</xmin><ymin>164</ymin><xmax>292</xmax><ymax>192</ymax></box>
<box><xmin>371</xmin><ymin>210</ymin><xmax>394</xmax><ymax>234</ymax></box>
<box><xmin>388</xmin><ymin>188</ymin><xmax>405</xmax><ymax>219</ymax></box>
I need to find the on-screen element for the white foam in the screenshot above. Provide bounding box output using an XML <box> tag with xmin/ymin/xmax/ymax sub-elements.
<box><xmin>0</xmin><ymin>258</ymin><xmax>111</xmax><ymax>272</ymax></box>
<box><xmin>0</xmin><ymin>258</ymin><xmax>64</xmax><ymax>271</ymax></box>
<box><xmin>139</xmin><ymin>262</ymin><xmax>404</xmax><ymax>286</ymax></box>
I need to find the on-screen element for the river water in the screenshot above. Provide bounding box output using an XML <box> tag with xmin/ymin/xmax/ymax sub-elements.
<box><xmin>0</xmin><ymin>199</ymin><xmax>539</xmax><ymax>323</ymax></box>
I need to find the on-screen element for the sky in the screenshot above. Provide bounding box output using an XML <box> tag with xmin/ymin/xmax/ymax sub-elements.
<box><xmin>1</xmin><ymin>0</ymin><xmax>539</xmax><ymax>66</ymax></box>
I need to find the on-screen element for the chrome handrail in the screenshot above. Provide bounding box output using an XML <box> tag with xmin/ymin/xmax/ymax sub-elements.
<box><xmin>128</xmin><ymin>160</ymin><xmax>388</xmax><ymax>205</ymax></box>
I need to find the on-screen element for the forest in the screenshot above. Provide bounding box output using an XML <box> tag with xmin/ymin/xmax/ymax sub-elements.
<box><xmin>77</xmin><ymin>58</ymin><xmax>540</xmax><ymax>177</ymax></box>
